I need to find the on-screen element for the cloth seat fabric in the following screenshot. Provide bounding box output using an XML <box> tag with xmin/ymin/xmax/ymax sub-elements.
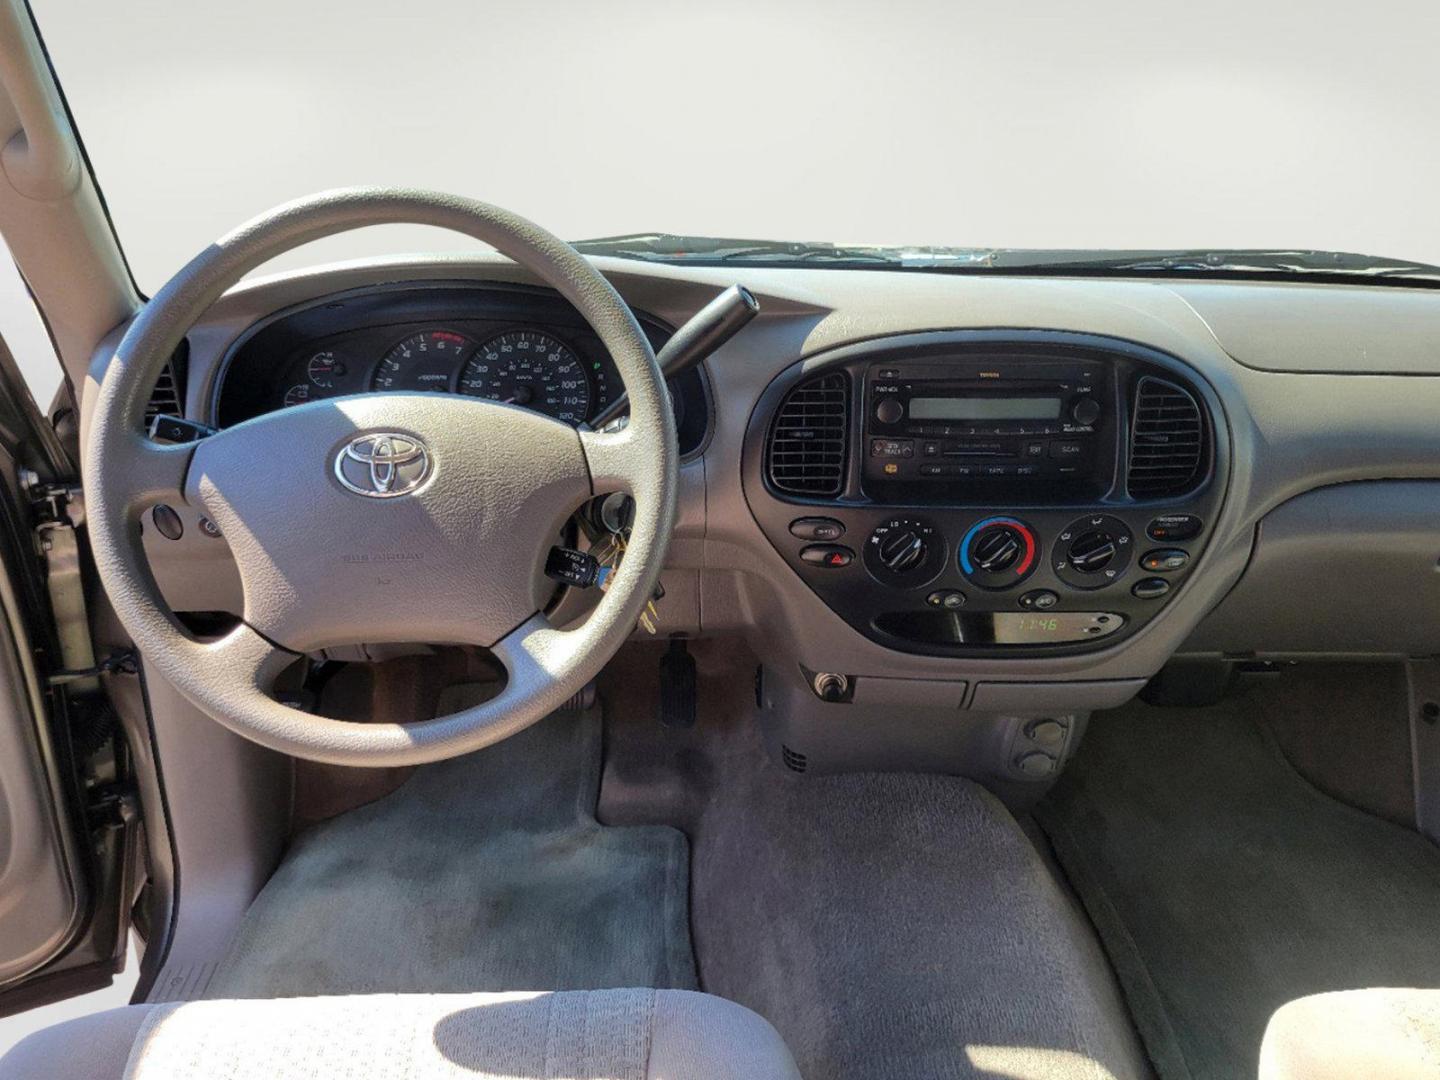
<box><xmin>1259</xmin><ymin>988</ymin><xmax>1440</xmax><ymax>1080</ymax></box>
<box><xmin>0</xmin><ymin>988</ymin><xmax>801</xmax><ymax>1080</ymax></box>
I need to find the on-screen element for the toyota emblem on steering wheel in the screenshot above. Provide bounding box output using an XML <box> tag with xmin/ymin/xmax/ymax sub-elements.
<box><xmin>334</xmin><ymin>433</ymin><xmax>432</xmax><ymax>498</ymax></box>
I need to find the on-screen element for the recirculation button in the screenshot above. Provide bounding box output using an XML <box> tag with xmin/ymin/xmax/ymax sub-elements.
<box><xmin>1131</xmin><ymin>577</ymin><xmax>1171</xmax><ymax>599</ymax></box>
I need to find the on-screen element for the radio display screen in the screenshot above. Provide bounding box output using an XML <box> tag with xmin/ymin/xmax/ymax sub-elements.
<box><xmin>908</xmin><ymin>396</ymin><xmax>1062</xmax><ymax>421</ymax></box>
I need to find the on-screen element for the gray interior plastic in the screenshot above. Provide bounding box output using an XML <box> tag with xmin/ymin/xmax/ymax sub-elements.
<box><xmin>1183</xmin><ymin>481</ymin><xmax>1440</xmax><ymax>656</ymax></box>
<box><xmin>82</xmin><ymin>190</ymin><xmax>677</xmax><ymax>766</ymax></box>
<box><xmin>1172</xmin><ymin>282</ymin><xmax>1440</xmax><ymax>374</ymax></box>
<box><xmin>82</xmin><ymin>250</ymin><xmax>1440</xmax><ymax>769</ymax></box>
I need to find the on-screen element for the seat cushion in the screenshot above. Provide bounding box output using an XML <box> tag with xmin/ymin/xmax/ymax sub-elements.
<box><xmin>0</xmin><ymin>988</ymin><xmax>800</xmax><ymax>1080</ymax></box>
<box><xmin>1260</xmin><ymin>988</ymin><xmax>1440</xmax><ymax>1080</ymax></box>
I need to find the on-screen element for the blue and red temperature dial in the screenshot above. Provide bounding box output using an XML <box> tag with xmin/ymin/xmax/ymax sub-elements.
<box><xmin>959</xmin><ymin>517</ymin><xmax>1039</xmax><ymax>590</ymax></box>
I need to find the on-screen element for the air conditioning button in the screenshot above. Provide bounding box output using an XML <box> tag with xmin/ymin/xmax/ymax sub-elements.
<box><xmin>1140</xmin><ymin>548</ymin><xmax>1189</xmax><ymax>572</ymax></box>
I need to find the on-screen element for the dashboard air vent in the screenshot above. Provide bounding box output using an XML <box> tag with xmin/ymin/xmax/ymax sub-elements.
<box><xmin>766</xmin><ymin>371</ymin><xmax>849</xmax><ymax>497</ymax></box>
<box><xmin>144</xmin><ymin>342</ymin><xmax>189</xmax><ymax>426</ymax></box>
<box><xmin>1128</xmin><ymin>376</ymin><xmax>1204</xmax><ymax>498</ymax></box>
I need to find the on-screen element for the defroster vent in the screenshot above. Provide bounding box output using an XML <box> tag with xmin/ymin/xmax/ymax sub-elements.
<box><xmin>1127</xmin><ymin>375</ymin><xmax>1204</xmax><ymax>498</ymax></box>
<box><xmin>766</xmin><ymin>371</ymin><xmax>849</xmax><ymax>497</ymax></box>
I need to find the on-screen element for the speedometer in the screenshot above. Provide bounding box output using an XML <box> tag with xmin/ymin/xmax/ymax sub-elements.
<box><xmin>457</xmin><ymin>330</ymin><xmax>591</xmax><ymax>423</ymax></box>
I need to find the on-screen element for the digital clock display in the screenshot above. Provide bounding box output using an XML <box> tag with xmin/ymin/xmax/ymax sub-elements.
<box><xmin>990</xmin><ymin>611</ymin><xmax>1124</xmax><ymax>644</ymax></box>
<box><xmin>1014</xmin><ymin>616</ymin><xmax>1061</xmax><ymax>633</ymax></box>
<box><xmin>908</xmin><ymin>396</ymin><xmax>1063</xmax><ymax>421</ymax></box>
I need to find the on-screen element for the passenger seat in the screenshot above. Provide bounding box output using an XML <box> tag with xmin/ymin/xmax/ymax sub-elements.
<box><xmin>0</xmin><ymin>988</ymin><xmax>801</xmax><ymax>1079</ymax></box>
<box><xmin>1261</xmin><ymin>988</ymin><xmax>1440</xmax><ymax>1079</ymax></box>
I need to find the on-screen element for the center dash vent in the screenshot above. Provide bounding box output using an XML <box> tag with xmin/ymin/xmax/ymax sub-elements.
<box><xmin>1127</xmin><ymin>375</ymin><xmax>1204</xmax><ymax>498</ymax></box>
<box><xmin>765</xmin><ymin>371</ymin><xmax>849</xmax><ymax>497</ymax></box>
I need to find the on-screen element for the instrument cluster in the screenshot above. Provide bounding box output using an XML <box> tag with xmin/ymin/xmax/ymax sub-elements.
<box><xmin>277</xmin><ymin>326</ymin><xmax>609</xmax><ymax>425</ymax></box>
<box><xmin>213</xmin><ymin>284</ymin><xmax>708</xmax><ymax>453</ymax></box>
<box><xmin>280</xmin><ymin>324</ymin><xmax>613</xmax><ymax>426</ymax></box>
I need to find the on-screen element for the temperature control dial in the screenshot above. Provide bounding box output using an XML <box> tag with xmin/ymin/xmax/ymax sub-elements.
<box><xmin>864</xmin><ymin>517</ymin><xmax>945</xmax><ymax>588</ymax></box>
<box><xmin>1054</xmin><ymin>514</ymin><xmax>1134</xmax><ymax>589</ymax></box>
<box><xmin>959</xmin><ymin>517</ymin><xmax>1039</xmax><ymax>590</ymax></box>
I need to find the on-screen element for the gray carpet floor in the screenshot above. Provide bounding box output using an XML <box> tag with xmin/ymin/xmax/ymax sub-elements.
<box><xmin>600</xmin><ymin>642</ymin><xmax>1151</xmax><ymax>1080</ymax></box>
<box><xmin>205</xmin><ymin>704</ymin><xmax>697</xmax><ymax>999</ymax></box>
<box><xmin>1037</xmin><ymin>688</ymin><xmax>1440</xmax><ymax>1080</ymax></box>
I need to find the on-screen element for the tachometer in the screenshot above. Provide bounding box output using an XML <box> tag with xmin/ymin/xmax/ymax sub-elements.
<box><xmin>372</xmin><ymin>331</ymin><xmax>474</xmax><ymax>392</ymax></box>
<box><xmin>457</xmin><ymin>330</ymin><xmax>591</xmax><ymax>423</ymax></box>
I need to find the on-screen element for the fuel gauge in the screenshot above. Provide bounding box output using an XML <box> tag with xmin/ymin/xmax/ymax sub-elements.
<box><xmin>282</xmin><ymin>384</ymin><xmax>311</xmax><ymax>408</ymax></box>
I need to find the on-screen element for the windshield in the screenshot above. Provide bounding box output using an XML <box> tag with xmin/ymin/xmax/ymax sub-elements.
<box><xmin>34</xmin><ymin>1</ymin><xmax>1440</xmax><ymax>289</ymax></box>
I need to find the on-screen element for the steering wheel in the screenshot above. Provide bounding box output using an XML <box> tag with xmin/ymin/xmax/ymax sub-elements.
<box><xmin>84</xmin><ymin>189</ymin><xmax>678</xmax><ymax>766</ymax></box>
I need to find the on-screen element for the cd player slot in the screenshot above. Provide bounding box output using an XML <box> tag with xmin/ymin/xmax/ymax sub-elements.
<box><xmin>942</xmin><ymin>444</ymin><xmax>1010</xmax><ymax>457</ymax></box>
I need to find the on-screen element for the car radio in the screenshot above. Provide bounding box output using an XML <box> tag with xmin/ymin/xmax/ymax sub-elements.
<box><xmin>863</xmin><ymin>357</ymin><xmax>1111</xmax><ymax>496</ymax></box>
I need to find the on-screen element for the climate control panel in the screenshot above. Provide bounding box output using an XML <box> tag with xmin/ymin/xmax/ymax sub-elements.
<box><xmin>753</xmin><ymin>503</ymin><xmax>1215</xmax><ymax>656</ymax></box>
<box><xmin>742</xmin><ymin>333</ymin><xmax>1226</xmax><ymax>657</ymax></box>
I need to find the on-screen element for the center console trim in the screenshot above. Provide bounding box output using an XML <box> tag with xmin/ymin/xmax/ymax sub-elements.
<box><xmin>741</xmin><ymin>328</ymin><xmax>1230</xmax><ymax>659</ymax></box>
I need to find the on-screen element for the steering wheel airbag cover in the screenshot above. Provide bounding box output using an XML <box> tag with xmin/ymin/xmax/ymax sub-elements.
<box><xmin>187</xmin><ymin>392</ymin><xmax>590</xmax><ymax>652</ymax></box>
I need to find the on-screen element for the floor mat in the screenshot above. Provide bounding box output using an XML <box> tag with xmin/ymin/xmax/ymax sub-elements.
<box><xmin>1037</xmin><ymin>693</ymin><xmax>1440</xmax><ymax>1080</ymax></box>
<box><xmin>599</xmin><ymin>641</ymin><xmax>1150</xmax><ymax>1080</ymax></box>
<box><xmin>204</xmin><ymin>704</ymin><xmax>697</xmax><ymax>999</ymax></box>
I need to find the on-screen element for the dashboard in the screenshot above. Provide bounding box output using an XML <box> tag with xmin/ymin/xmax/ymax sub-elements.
<box><xmin>211</xmin><ymin>282</ymin><xmax>710</xmax><ymax>454</ymax></box>
<box><xmin>106</xmin><ymin>252</ymin><xmax>1440</xmax><ymax>782</ymax></box>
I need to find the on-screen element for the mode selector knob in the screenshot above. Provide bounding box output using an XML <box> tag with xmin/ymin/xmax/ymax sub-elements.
<box><xmin>1070</xmin><ymin>397</ymin><xmax>1101</xmax><ymax>426</ymax></box>
<box><xmin>874</xmin><ymin>397</ymin><xmax>904</xmax><ymax>424</ymax></box>
<box><xmin>1067</xmin><ymin>531</ymin><xmax>1118</xmax><ymax>574</ymax></box>
<box><xmin>1055</xmin><ymin>514</ymin><xmax>1134</xmax><ymax>590</ymax></box>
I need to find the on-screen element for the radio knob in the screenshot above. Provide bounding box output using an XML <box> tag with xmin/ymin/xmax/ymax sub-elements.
<box><xmin>875</xmin><ymin>397</ymin><xmax>904</xmax><ymax>424</ymax></box>
<box><xmin>972</xmin><ymin>526</ymin><xmax>1023</xmax><ymax>573</ymax></box>
<box><xmin>1067</xmin><ymin>530</ymin><xmax>1118</xmax><ymax>574</ymax></box>
<box><xmin>879</xmin><ymin>529</ymin><xmax>927</xmax><ymax>574</ymax></box>
<box><xmin>1070</xmin><ymin>397</ymin><xmax>1101</xmax><ymax>426</ymax></box>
